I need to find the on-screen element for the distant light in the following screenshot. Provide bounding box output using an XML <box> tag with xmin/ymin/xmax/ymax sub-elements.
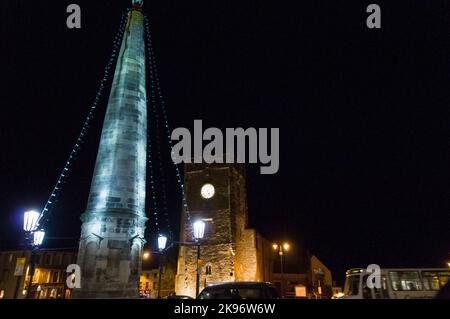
<box><xmin>33</xmin><ymin>231</ymin><xmax>45</xmax><ymax>246</ymax></box>
<box><xmin>24</xmin><ymin>211</ymin><xmax>40</xmax><ymax>232</ymax></box>
<box><xmin>158</xmin><ymin>235</ymin><xmax>168</xmax><ymax>251</ymax></box>
<box><xmin>143</xmin><ymin>252</ymin><xmax>150</xmax><ymax>260</ymax></box>
<box><xmin>447</xmin><ymin>261</ymin><xmax>450</xmax><ymax>268</ymax></box>
<box><xmin>193</xmin><ymin>220</ymin><xmax>206</xmax><ymax>240</ymax></box>
<box><xmin>272</xmin><ymin>244</ymin><xmax>278</xmax><ymax>251</ymax></box>
<box><xmin>283</xmin><ymin>243</ymin><xmax>290</xmax><ymax>251</ymax></box>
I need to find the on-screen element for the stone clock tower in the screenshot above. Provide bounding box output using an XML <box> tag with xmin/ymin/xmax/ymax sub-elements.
<box><xmin>175</xmin><ymin>163</ymin><xmax>272</xmax><ymax>298</ymax></box>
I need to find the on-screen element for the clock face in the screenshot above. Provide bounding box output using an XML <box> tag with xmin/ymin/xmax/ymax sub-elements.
<box><xmin>201</xmin><ymin>183</ymin><xmax>215</xmax><ymax>199</ymax></box>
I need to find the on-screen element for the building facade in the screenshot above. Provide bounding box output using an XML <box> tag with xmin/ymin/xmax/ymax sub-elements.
<box><xmin>175</xmin><ymin>163</ymin><xmax>272</xmax><ymax>298</ymax></box>
<box><xmin>271</xmin><ymin>255</ymin><xmax>333</xmax><ymax>298</ymax></box>
<box><xmin>139</xmin><ymin>269</ymin><xmax>159</xmax><ymax>298</ymax></box>
<box><xmin>0</xmin><ymin>250</ymin><xmax>77</xmax><ymax>299</ymax></box>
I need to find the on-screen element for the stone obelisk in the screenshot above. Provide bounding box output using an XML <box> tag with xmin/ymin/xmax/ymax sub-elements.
<box><xmin>73</xmin><ymin>2</ymin><xmax>147</xmax><ymax>298</ymax></box>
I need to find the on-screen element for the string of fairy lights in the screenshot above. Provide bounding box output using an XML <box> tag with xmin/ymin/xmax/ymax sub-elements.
<box><xmin>146</xmin><ymin>60</ymin><xmax>172</xmax><ymax>239</ymax></box>
<box><xmin>145</xmin><ymin>35</ymin><xmax>162</xmax><ymax>236</ymax></box>
<box><xmin>37</xmin><ymin>10</ymin><xmax>130</xmax><ymax>229</ymax></box>
<box><xmin>144</xmin><ymin>15</ymin><xmax>193</xmax><ymax>230</ymax></box>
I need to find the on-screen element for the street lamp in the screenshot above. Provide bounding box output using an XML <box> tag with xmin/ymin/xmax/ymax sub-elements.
<box><xmin>272</xmin><ymin>241</ymin><xmax>290</xmax><ymax>298</ymax></box>
<box><xmin>23</xmin><ymin>210</ymin><xmax>45</xmax><ymax>299</ymax></box>
<box><xmin>156</xmin><ymin>234</ymin><xmax>168</xmax><ymax>299</ymax></box>
<box><xmin>13</xmin><ymin>211</ymin><xmax>45</xmax><ymax>299</ymax></box>
<box><xmin>193</xmin><ymin>220</ymin><xmax>206</xmax><ymax>297</ymax></box>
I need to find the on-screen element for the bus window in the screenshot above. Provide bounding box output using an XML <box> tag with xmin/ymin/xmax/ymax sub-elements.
<box><xmin>421</xmin><ymin>272</ymin><xmax>440</xmax><ymax>291</ymax></box>
<box><xmin>344</xmin><ymin>275</ymin><xmax>360</xmax><ymax>296</ymax></box>
<box><xmin>438</xmin><ymin>272</ymin><xmax>450</xmax><ymax>288</ymax></box>
<box><xmin>389</xmin><ymin>271</ymin><xmax>423</xmax><ymax>291</ymax></box>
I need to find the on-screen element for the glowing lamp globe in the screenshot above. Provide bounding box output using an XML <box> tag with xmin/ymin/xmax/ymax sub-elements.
<box><xmin>23</xmin><ymin>210</ymin><xmax>40</xmax><ymax>232</ymax></box>
<box><xmin>193</xmin><ymin>220</ymin><xmax>206</xmax><ymax>240</ymax></box>
<box><xmin>158</xmin><ymin>235</ymin><xmax>168</xmax><ymax>251</ymax></box>
<box><xmin>33</xmin><ymin>230</ymin><xmax>45</xmax><ymax>246</ymax></box>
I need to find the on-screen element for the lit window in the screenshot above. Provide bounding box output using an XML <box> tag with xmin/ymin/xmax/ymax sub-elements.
<box><xmin>422</xmin><ymin>272</ymin><xmax>440</xmax><ymax>290</ymax></box>
<box><xmin>389</xmin><ymin>271</ymin><xmax>423</xmax><ymax>291</ymax></box>
<box><xmin>52</xmin><ymin>271</ymin><xmax>59</xmax><ymax>283</ymax></box>
<box><xmin>422</xmin><ymin>271</ymin><xmax>450</xmax><ymax>290</ymax></box>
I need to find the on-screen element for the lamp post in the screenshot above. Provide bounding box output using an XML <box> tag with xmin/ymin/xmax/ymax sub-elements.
<box><xmin>20</xmin><ymin>210</ymin><xmax>44</xmax><ymax>299</ymax></box>
<box><xmin>25</xmin><ymin>230</ymin><xmax>44</xmax><ymax>299</ymax></box>
<box><xmin>193</xmin><ymin>220</ymin><xmax>205</xmax><ymax>297</ymax></box>
<box><xmin>272</xmin><ymin>242</ymin><xmax>290</xmax><ymax>298</ymax></box>
<box><xmin>156</xmin><ymin>234</ymin><xmax>167</xmax><ymax>299</ymax></box>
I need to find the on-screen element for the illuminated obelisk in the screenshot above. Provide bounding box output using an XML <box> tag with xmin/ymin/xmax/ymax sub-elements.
<box><xmin>73</xmin><ymin>1</ymin><xmax>147</xmax><ymax>298</ymax></box>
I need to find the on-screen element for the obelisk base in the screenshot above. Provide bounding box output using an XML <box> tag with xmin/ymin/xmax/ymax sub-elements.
<box><xmin>71</xmin><ymin>211</ymin><xmax>147</xmax><ymax>299</ymax></box>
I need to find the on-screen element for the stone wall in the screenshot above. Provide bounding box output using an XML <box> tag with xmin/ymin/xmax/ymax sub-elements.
<box><xmin>73</xmin><ymin>212</ymin><xmax>146</xmax><ymax>298</ymax></box>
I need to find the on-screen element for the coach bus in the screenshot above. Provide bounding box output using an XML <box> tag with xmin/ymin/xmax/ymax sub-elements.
<box><xmin>340</xmin><ymin>268</ymin><xmax>450</xmax><ymax>299</ymax></box>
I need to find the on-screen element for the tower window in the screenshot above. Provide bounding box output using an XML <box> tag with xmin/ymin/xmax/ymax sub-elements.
<box><xmin>205</xmin><ymin>264</ymin><xmax>212</xmax><ymax>275</ymax></box>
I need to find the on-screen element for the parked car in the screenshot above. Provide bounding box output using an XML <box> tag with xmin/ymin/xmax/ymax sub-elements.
<box><xmin>197</xmin><ymin>282</ymin><xmax>280</xmax><ymax>299</ymax></box>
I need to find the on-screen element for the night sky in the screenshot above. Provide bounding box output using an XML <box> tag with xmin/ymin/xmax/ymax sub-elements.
<box><xmin>1</xmin><ymin>0</ymin><xmax>449</xmax><ymax>284</ymax></box>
